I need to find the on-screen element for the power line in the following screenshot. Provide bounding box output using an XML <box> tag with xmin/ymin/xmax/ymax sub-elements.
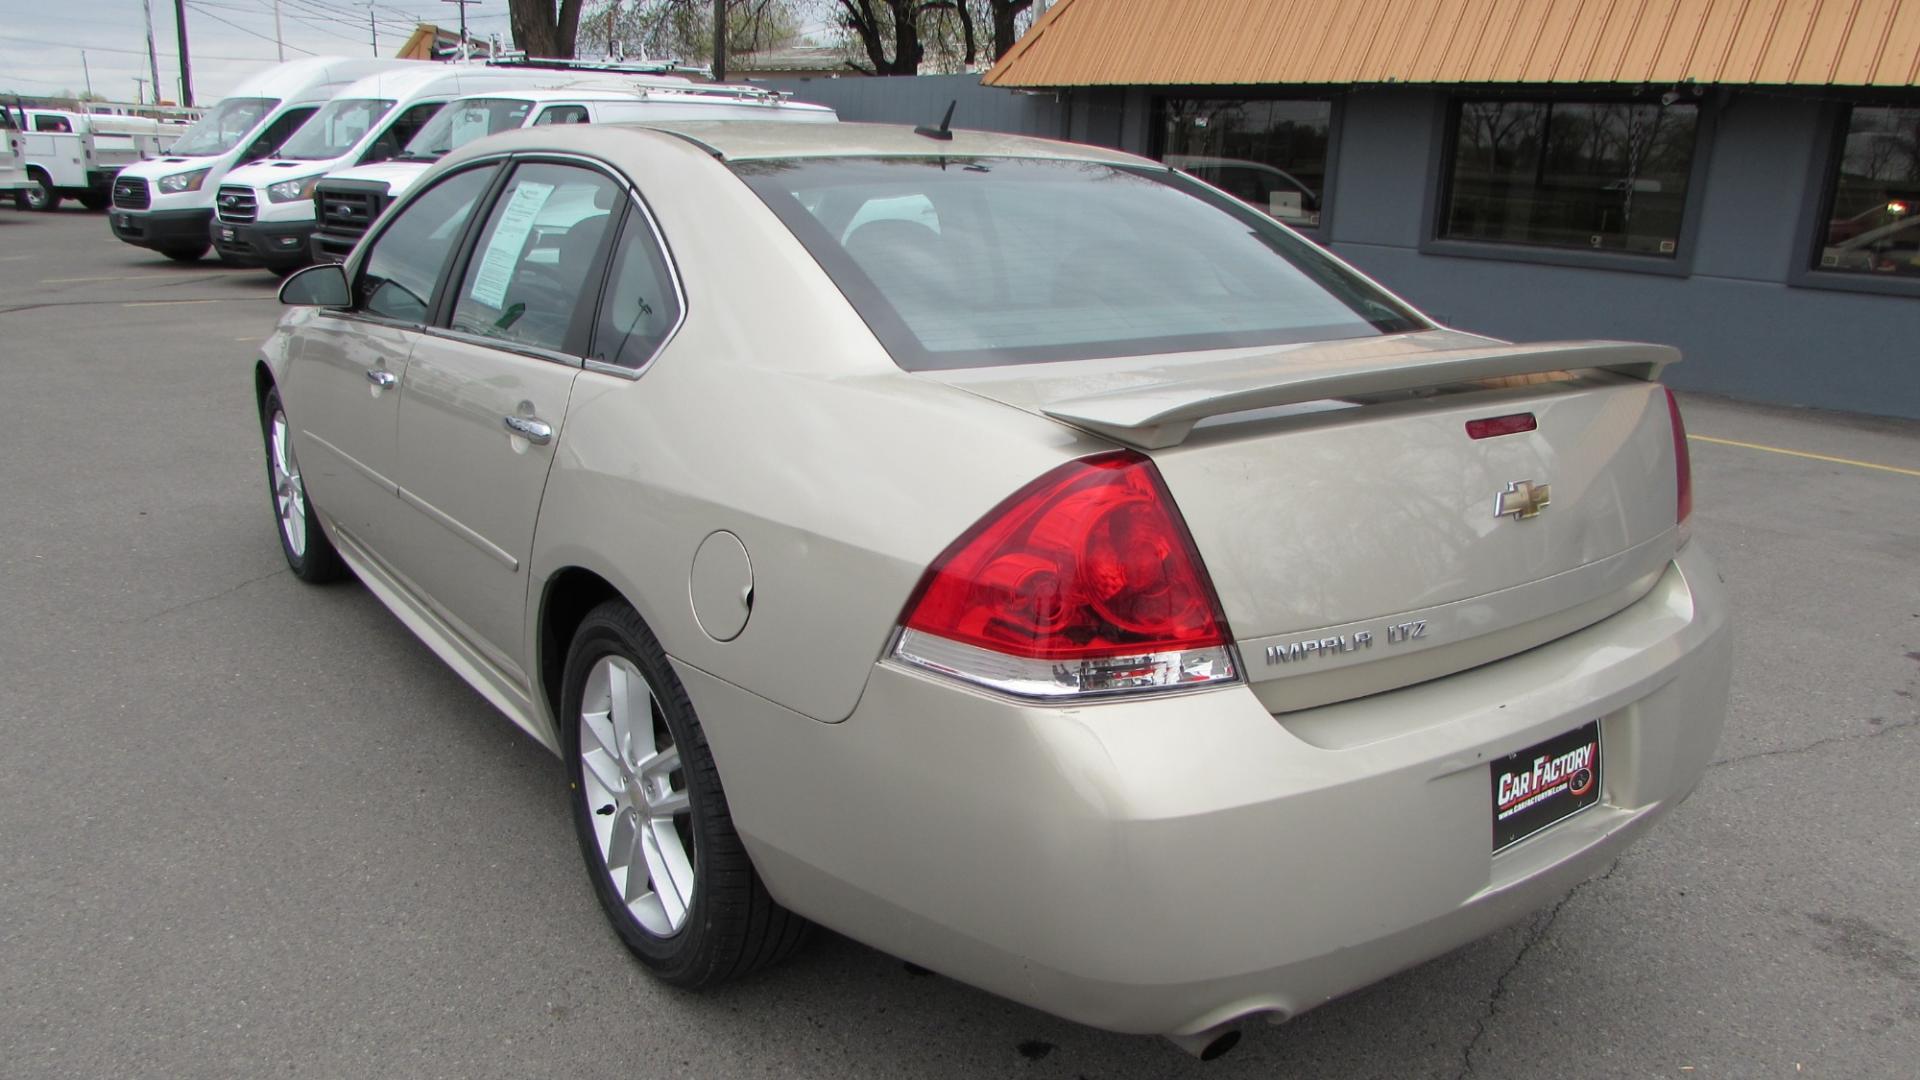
<box><xmin>185</xmin><ymin>3</ymin><xmax>319</xmax><ymax>54</ymax></box>
<box><xmin>0</xmin><ymin>32</ymin><xmax>286</xmax><ymax>63</ymax></box>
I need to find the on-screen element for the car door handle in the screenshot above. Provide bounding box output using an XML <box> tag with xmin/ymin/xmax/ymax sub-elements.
<box><xmin>503</xmin><ymin>415</ymin><xmax>553</xmax><ymax>444</ymax></box>
<box><xmin>365</xmin><ymin>368</ymin><xmax>397</xmax><ymax>389</ymax></box>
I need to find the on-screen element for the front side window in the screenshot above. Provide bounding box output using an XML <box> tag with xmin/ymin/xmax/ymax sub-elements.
<box><xmin>357</xmin><ymin>165</ymin><xmax>498</xmax><ymax>323</ymax></box>
<box><xmin>363</xmin><ymin>101</ymin><xmax>444</xmax><ymax>164</ymax></box>
<box><xmin>1442</xmin><ymin>99</ymin><xmax>1699</xmax><ymax>256</ymax></box>
<box><xmin>1154</xmin><ymin>98</ymin><xmax>1330</xmax><ymax>227</ymax></box>
<box><xmin>401</xmin><ymin>97</ymin><xmax>534</xmax><ymax>160</ymax></box>
<box><xmin>737</xmin><ymin>156</ymin><xmax>1423</xmax><ymax>371</ymax></box>
<box><xmin>167</xmin><ymin>97</ymin><xmax>277</xmax><ymax>156</ymax></box>
<box><xmin>1817</xmin><ymin>105</ymin><xmax>1920</xmax><ymax>277</ymax></box>
<box><xmin>451</xmin><ymin>163</ymin><xmax>621</xmax><ymax>352</ymax></box>
<box><xmin>278</xmin><ymin>98</ymin><xmax>395</xmax><ymax>160</ymax></box>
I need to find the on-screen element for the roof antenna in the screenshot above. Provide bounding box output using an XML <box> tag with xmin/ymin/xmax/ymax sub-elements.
<box><xmin>914</xmin><ymin>100</ymin><xmax>957</xmax><ymax>141</ymax></box>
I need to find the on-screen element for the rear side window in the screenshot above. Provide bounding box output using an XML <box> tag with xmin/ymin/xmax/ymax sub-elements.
<box><xmin>450</xmin><ymin>163</ymin><xmax>621</xmax><ymax>352</ymax></box>
<box><xmin>357</xmin><ymin>165</ymin><xmax>498</xmax><ymax>322</ymax></box>
<box><xmin>592</xmin><ymin>210</ymin><xmax>681</xmax><ymax>369</ymax></box>
<box><xmin>533</xmin><ymin>105</ymin><xmax>590</xmax><ymax>126</ymax></box>
<box><xmin>736</xmin><ymin>156</ymin><xmax>1422</xmax><ymax>370</ymax></box>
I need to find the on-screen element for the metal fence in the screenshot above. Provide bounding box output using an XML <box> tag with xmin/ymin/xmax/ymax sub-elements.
<box><xmin>749</xmin><ymin>73</ymin><xmax>1069</xmax><ymax>139</ymax></box>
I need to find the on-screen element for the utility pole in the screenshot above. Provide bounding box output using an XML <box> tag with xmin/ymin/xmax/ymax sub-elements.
<box><xmin>711</xmin><ymin>0</ymin><xmax>725</xmax><ymax>81</ymax></box>
<box><xmin>81</xmin><ymin>51</ymin><xmax>93</xmax><ymax>98</ymax></box>
<box><xmin>133</xmin><ymin>75</ymin><xmax>148</xmax><ymax>106</ymax></box>
<box><xmin>273</xmin><ymin>0</ymin><xmax>285</xmax><ymax>60</ymax></box>
<box><xmin>368</xmin><ymin>2</ymin><xmax>379</xmax><ymax>56</ymax></box>
<box><xmin>172</xmin><ymin>0</ymin><xmax>194</xmax><ymax>107</ymax></box>
<box><xmin>441</xmin><ymin>0</ymin><xmax>481</xmax><ymax>53</ymax></box>
<box><xmin>140</xmin><ymin>0</ymin><xmax>163</xmax><ymax>108</ymax></box>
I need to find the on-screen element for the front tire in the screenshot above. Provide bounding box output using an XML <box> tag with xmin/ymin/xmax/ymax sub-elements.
<box><xmin>20</xmin><ymin>171</ymin><xmax>58</xmax><ymax>212</ymax></box>
<box><xmin>562</xmin><ymin>601</ymin><xmax>809</xmax><ymax>987</ymax></box>
<box><xmin>260</xmin><ymin>386</ymin><xmax>345</xmax><ymax>583</ymax></box>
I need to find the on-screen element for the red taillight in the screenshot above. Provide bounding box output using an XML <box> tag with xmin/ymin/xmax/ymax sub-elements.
<box><xmin>1665</xmin><ymin>388</ymin><xmax>1692</xmax><ymax>526</ymax></box>
<box><xmin>894</xmin><ymin>451</ymin><xmax>1236</xmax><ymax>697</ymax></box>
<box><xmin>1465</xmin><ymin>412</ymin><xmax>1537</xmax><ymax>440</ymax></box>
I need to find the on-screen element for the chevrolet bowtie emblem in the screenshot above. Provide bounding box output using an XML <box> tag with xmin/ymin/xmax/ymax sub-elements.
<box><xmin>1495</xmin><ymin>480</ymin><xmax>1551</xmax><ymax>520</ymax></box>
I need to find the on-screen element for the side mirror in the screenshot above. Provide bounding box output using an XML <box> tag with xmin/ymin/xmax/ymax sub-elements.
<box><xmin>280</xmin><ymin>263</ymin><xmax>351</xmax><ymax>307</ymax></box>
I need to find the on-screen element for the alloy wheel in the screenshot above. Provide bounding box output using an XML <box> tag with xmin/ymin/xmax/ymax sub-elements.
<box><xmin>578</xmin><ymin>655</ymin><xmax>695</xmax><ymax>937</ymax></box>
<box><xmin>269</xmin><ymin>409</ymin><xmax>306</xmax><ymax>557</ymax></box>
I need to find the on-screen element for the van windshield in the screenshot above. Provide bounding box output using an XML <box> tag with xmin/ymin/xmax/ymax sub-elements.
<box><xmin>277</xmin><ymin>97</ymin><xmax>395</xmax><ymax>160</ymax></box>
<box><xmin>169</xmin><ymin>97</ymin><xmax>277</xmax><ymax>156</ymax></box>
<box><xmin>736</xmin><ymin>156</ymin><xmax>1424</xmax><ymax>370</ymax></box>
<box><xmin>399</xmin><ymin>97</ymin><xmax>533</xmax><ymax>159</ymax></box>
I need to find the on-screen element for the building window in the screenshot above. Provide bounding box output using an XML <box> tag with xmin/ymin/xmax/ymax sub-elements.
<box><xmin>1153</xmin><ymin>98</ymin><xmax>1331</xmax><ymax>228</ymax></box>
<box><xmin>1817</xmin><ymin>105</ymin><xmax>1920</xmax><ymax>277</ymax></box>
<box><xmin>1442</xmin><ymin>99</ymin><xmax>1699</xmax><ymax>257</ymax></box>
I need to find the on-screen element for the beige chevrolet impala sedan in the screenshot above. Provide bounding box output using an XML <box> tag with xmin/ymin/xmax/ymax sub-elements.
<box><xmin>258</xmin><ymin>120</ymin><xmax>1731</xmax><ymax>1059</ymax></box>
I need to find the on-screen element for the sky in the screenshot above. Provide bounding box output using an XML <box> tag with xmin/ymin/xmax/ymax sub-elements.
<box><xmin>0</xmin><ymin>0</ymin><xmax>521</xmax><ymax>104</ymax></box>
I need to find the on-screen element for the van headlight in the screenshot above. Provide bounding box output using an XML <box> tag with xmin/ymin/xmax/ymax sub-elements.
<box><xmin>157</xmin><ymin>168</ymin><xmax>210</xmax><ymax>194</ymax></box>
<box><xmin>267</xmin><ymin>175</ymin><xmax>323</xmax><ymax>203</ymax></box>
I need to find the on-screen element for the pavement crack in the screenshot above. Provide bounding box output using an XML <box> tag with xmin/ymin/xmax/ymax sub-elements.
<box><xmin>1454</xmin><ymin>858</ymin><xmax>1622</xmax><ymax>1079</ymax></box>
<box><xmin>1708</xmin><ymin>716</ymin><xmax>1920</xmax><ymax>770</ymax></box>
<box><xmin>140</xmin><ymin>567</ymin><xmax>288</xmax><ymax>623</ymax></box>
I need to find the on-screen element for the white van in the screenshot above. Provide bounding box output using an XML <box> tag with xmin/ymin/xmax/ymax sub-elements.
<box><xmin>309</xmin><ymin>80</ymin><xmax>836</xmax><ymax>261</ymax></box>
<box><xmin>14</xmin><ymin>109</ymin><xmax>168</xmax><ymax>212</ymax></box>
<box><xmin>213</xmin><ymin>64</ymin><xmax>624</xmax><ymax>274</ymax></box>
<box><xmin>108</xmin><ymin>56</ymin><xmax>415</xmax><ymax>262</ymax></box>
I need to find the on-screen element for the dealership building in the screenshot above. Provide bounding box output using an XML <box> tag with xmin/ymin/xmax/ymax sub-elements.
<box><xmin>948</xmin><ymin>0</ymin><xmax>1920</xmax><ymax>420</ymax></box>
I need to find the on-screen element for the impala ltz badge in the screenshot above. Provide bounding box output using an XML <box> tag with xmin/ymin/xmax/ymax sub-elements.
<box><xmin>1495</xmin><ymin>479</ymin><xmax>1551</xmax><ymax>520</ymax></box>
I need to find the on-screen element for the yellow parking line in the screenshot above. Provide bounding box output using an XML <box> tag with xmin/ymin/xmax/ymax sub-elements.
<box><xmin>1689</xmin><ymin>434</ymin><xmax>1920</xmax><ymax>478</ymax></box>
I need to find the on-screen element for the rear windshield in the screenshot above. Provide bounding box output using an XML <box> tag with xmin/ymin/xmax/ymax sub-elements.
<box><xmin>278</xmin><ymin>97</ymin><xmax>395</xmax><ymax>160</ymax></box>
<box><xmin>169</xmin><ymin>97</ymin><xmax>277</xmax><ymax>156</ymax></box>
<box><xmin>401</xmin><ymin>97</ymin><xmax>534</xmax><ymax>159</ymax></box>
<box><xmin>735</xmin><ymin>156</ymin><xmax>1423</xmax><ymax>370</ymax></box>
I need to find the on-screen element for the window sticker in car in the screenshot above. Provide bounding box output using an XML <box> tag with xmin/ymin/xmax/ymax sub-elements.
<box><xmin>469</xmin><ymin>180</ymin><xmax>555</xmax><ymax>309</ymax></box>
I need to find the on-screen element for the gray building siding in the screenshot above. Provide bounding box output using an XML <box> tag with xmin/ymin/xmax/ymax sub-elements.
<box><xmin>751</xmin><ymin>75</ymin><xmax>1919</xmax><ymax>419</ymax></box>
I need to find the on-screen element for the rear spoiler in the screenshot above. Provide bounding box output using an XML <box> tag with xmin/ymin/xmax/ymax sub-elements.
<box><xmin>1041</xmin><ymin>340</ymin><xmax>1679</xmax><ymax>449</ymax></box>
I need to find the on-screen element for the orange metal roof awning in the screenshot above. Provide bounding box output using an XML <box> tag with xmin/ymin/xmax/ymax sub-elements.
<box><xmin>984</xmin><ymin>0</ymin><xmax>1920</xmax><ymax>88</ymax></box>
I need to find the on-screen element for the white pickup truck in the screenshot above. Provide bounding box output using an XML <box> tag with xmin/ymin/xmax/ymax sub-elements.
<box><xmin>0</xmin><ymin>106</ymin><xmax>28</xmax><ymax>200</ymax></box>
<box><xmin>13</xmin><ymin>108</ymin><xmax>167</xmax><ymax>211</ymax></box>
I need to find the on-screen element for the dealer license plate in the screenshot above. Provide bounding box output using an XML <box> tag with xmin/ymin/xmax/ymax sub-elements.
<box><xmin>1491</xmin><ymin>720</ymin><xmax>1601</xmax><ymax>852</ymax></box>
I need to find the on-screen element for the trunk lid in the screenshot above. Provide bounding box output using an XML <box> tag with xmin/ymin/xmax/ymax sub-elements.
<box><xmin>931</xmin><ymin>331</ymin><xmax>1685</xmax><ymax>711</ymax></box>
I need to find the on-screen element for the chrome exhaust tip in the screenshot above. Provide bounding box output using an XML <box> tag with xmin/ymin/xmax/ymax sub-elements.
<box><xmin>1165</xmin><ymin>1024</ymin><xmax>1243</xmax><ymax>1061</ymax></box>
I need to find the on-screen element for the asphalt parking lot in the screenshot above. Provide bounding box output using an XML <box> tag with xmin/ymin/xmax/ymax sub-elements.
<box><xmin>2</xmin><ymin>205</ymin><xmax>1916</xmax><ymax>1080</ymax></box>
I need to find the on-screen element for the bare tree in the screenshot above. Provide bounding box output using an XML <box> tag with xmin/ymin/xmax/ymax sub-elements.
<box><xmin>509</xmin><ymin>0</ymin><xmax>588</xmax><ymax>57</ymax></box>
<box><xmin>584</xmin><ymin>0</ymin><xmax>799</xmax><ymax>63</ymax></box>
<box><xmin>987</xmin><ymin>0</ymin><xmax>1031</xmax><ymax>60</ymax></box>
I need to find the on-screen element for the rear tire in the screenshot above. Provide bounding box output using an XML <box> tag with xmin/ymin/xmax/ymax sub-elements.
<box><xmin>161</xmin><ymin>244</ymin><xmax>209</xmax><ymax>263</ymax></box>
<box><xmin>260</xmin><ymin>386</ymin><xmax>346</xmax><ymax>584</ymax></box>
<box><xmin>562</xmin><ymin>601</ymin><xmax>810</xmax><ymax>988</ymax></box>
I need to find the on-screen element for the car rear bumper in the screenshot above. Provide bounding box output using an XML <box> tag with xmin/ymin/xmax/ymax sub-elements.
<box><xmin>681</xmin><ymin>541</ymin><xmax>1731</xmax><ymax>1037</ymax></box>
<box><xmin>109</xmin><ymin>207</ymin><xmax>212</xmax><ymax>251</ymax></box>
<box><xmin>212</xmin><ymin>217</ymin><xmax>316</xmax><ymax>270</ymax></box>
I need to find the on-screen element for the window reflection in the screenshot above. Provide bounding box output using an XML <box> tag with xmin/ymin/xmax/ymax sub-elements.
<box><xmin>1443</xmin><ymin>99</ymin><xmax>1698</xmax><ymax>256</ymax></box>
<box><xmin>1819</xmin><ymin>105</ymin><xmax>1920</xmax><ymax>277</ymax></box>
<box><xmin>1153</xmin><ymin>98</ymin><xmax>1330</xmax><ymax>227</ymax></box>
